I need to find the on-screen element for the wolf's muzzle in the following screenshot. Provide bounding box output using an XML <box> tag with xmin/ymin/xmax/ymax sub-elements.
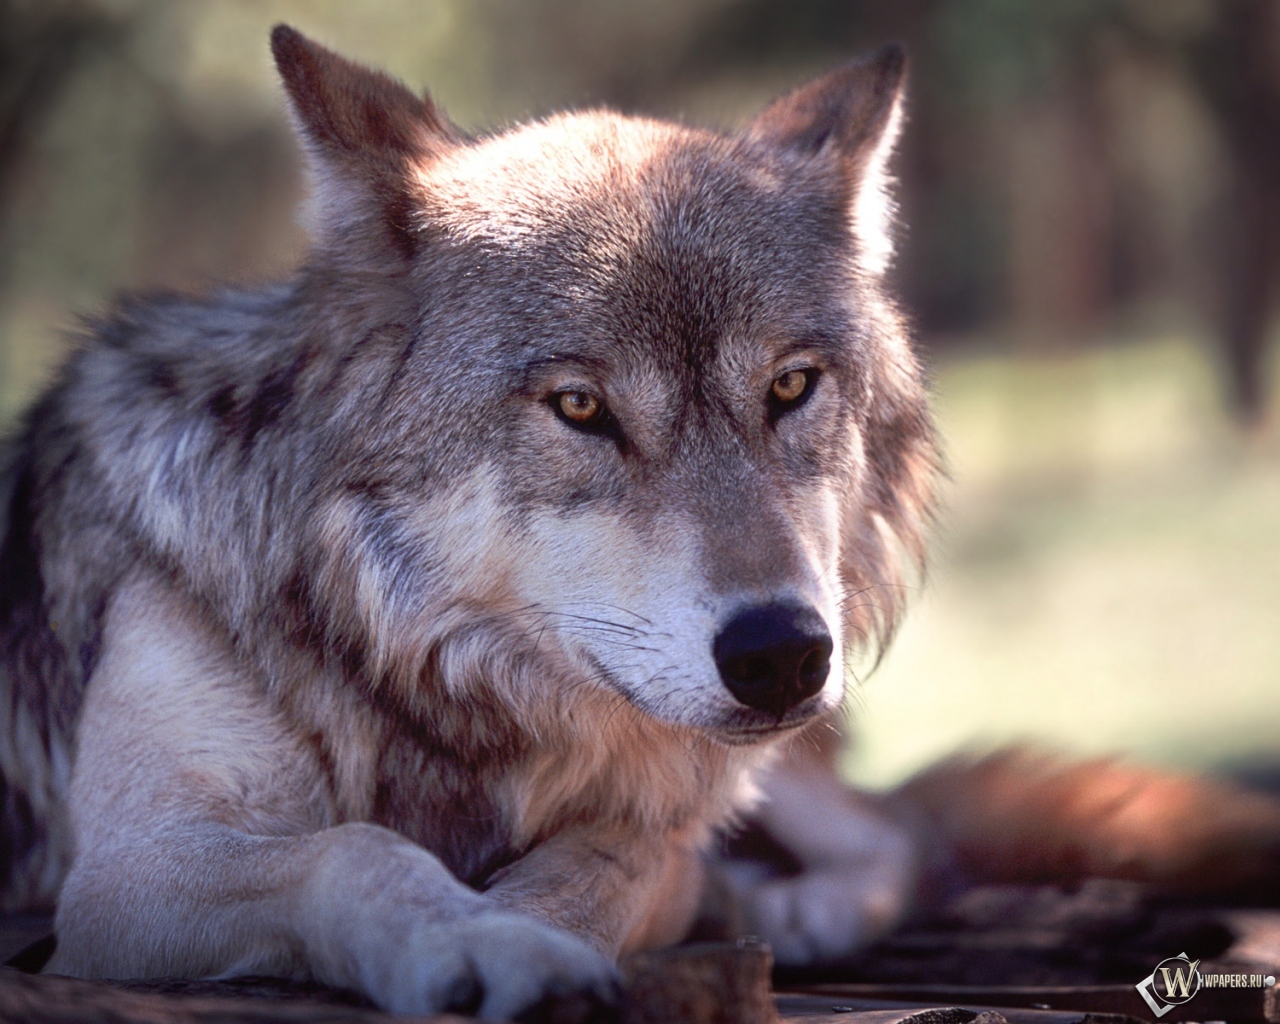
<box><xmin>713</xmin><ymin>603</ymin><xmax>832</xmax><ymax>718</ymax></box>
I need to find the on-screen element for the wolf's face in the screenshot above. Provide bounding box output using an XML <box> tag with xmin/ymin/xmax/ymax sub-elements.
<box><xmin>278</xmin><ymin>31</ymin><xmax>935</xmax><ymax>744</ymax></box>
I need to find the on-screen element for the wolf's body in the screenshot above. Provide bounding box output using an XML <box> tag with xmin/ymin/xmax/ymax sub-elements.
<box><xmin>0</xmin><ymin>27</ymin><xmax>935</xmax><ymax>1016</ymax></box>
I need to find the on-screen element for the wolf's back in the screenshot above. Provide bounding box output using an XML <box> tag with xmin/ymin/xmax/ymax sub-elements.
<box><xmin>0</xmin><ymin>429</ymin><xmax>75</xmax><ymax>911</ymax></box>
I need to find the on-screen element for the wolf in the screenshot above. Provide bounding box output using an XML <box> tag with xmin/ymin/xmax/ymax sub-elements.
<box><xmin>6</xmin><ymin>23</ymin><xmax>1280</xmax><ymax>1021</ymax></box>
<box><xmin>0</xmin><ymin>25</ymin><xmax>936</xmax><ymax>1016</ymax></box>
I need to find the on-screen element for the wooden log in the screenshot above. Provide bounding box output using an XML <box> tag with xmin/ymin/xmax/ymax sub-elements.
<box><xmin>0</xmin><ymin>942</ymin><xmax>778</xmax><ymax>1024</ymax></box>
<box><xmin>0</xmin><ymin>966</ymin><xmax>457</xmax><ymax>1023</ymax></box>
<box><xmin>621</xmin><ymin>940</ymin><xmax>776</xmax><ymax>1024</ymax></box>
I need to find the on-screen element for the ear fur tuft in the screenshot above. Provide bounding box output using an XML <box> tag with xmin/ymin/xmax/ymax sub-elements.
<box><xmin>746</xmin><ymin>44</ymin><xmax>905</xmax><ymax>162</ymax></box>
<box><xmin>747</xmin><ymin>45</ymin><xmax>908</xmax><ymax>274</ymax></box>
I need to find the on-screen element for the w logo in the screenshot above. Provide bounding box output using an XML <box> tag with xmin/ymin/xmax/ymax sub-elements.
<box><xmin>1136</xmin><ymin>954</ymin><xmax>1202</xmax><ymax>1017</ymax></box>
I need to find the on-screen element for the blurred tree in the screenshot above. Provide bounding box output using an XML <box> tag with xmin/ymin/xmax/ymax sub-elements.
<box><xmin>0</xmin><ymin>0</ymin><xmax>123</xmax><ymax>286</ymax></box>
<box><xmin>1179</xmin><ymin>0</ymin><xmax>1280</xmax><ymax>423</ymax></box>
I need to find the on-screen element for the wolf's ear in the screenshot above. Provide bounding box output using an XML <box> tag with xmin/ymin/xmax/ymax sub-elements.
<box><xmin>746</xmin><ymin>45</ymin><xmax>907</xmax><ymax>274</ymax></box>
<box><xmin>271</xmin><ymin>25</ymin><xmax>461</xmax><ymax>256</ymax></box>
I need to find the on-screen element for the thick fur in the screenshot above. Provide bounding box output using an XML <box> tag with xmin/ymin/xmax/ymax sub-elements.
<box><xmin>0</xmin><ymin>27</ymin><xmax>935</xmax><ymax>1016</ymax></box>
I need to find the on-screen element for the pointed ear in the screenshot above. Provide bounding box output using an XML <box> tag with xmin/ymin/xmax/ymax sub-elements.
<box><xmin>270</xmin><ymin>25</ymin><xmax>461</xmax><ymax>255</ymax></box>
<box><xmin>746</xmin><ymin>45</ymin><xmax>907</xmax><ymax>274</ymax></box>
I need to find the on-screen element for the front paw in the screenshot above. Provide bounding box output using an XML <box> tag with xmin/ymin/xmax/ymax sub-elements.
<box><xmin>364</xmin><ymin>911</ymin><xmax>620</xmax><ymax>1020</ymax></box>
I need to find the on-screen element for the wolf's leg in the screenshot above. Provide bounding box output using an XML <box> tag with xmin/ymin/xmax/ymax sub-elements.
<box><xmin>485</xmin><ymin>823</ymin><xmax>707</xmax><ymax>955</ymax></box>
<box><xmin>732</xmin><ymin>737</ymin><xmax>917</xmax><ymax>966</ymax></box>
<box><xmin>51</xmin><ymin>821</ymin><xmax>617</xmax><ymax>1017</ymax></box>
<box><xmin>48</xmin><ymin>576</ymin><xmax>616</xmax><ymax>1019</ymax></box>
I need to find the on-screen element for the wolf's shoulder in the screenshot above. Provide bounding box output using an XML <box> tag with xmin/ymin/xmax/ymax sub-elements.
<box><xmin>61</xmin><ymin>285</ymin><xmax>297</xmax><ymax>405</ymax></box>
<box><xmin>16</xmin><ymin>282</ymin><xmax>327</xmax><ymax>489</ymax></box>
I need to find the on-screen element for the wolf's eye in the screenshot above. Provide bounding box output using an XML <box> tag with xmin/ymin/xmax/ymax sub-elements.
<box><xmin>551</xmin><ymin>389</ymin><xmax>626</xmax><ymax>450</ymax></box>
<box><xmin>555</xmin><ymin>390</ymin><xmax>604</xmax><ymax>426</ymax></box>
<box><xmin>771</xmin><ymin>370</ymin><xmax>809</xmax><ymax>403</ymax></box>
<box><xmin>768</xmin><ymin>368</ymin><xmax>818</xmax><ymax>422</ymax></box>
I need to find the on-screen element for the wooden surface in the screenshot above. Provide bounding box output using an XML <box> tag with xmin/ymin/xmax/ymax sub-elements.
<box><xmin>0</xmin><ymin>942</ymin><xmax>776</xmax><ymax>1024</ymax></box>
<box><xmin>784</xmin><ymin>984</ymin><xmax>1280</xmax><ymax>1023</ymax></box>
<box><xmin>774</xmin><ymin>996</ymin><xmax>1141</xmax><ymax>1024</ymax></box>
<box><xmin>0</xmin><ymin>967</ymin><xmax>457</xmax><ymax>1023</ymax></box>
<box><xmin>2</xmin><ymin>887</ymin><xmax>1279</xmax><ymax>1023</ymax></box>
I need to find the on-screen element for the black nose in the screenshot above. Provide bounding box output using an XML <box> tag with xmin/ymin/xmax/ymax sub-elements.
<box><xmin>713</xmin><ymin>603</ymin><xmax>833</xmax><ymax>718</ymax></box>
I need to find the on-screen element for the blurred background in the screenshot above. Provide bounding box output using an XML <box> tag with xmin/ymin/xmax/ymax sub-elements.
<box><xmin>1</xmin><ymin>0</ymin><xmax>1277</xmax><ymax>789</ymax></box>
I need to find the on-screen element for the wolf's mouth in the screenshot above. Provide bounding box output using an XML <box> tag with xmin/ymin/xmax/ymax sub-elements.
<box><xmin>706</xmin><ymin>700</ymin><xmax>832</xmax><ymax>746</ymax></box>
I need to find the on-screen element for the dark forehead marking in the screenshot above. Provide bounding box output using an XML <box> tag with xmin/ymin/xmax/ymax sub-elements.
<box><xmin>537</xmin><ymin>142</ymin><xmax>856</xmax><ymax>373</ymax></box>
<box><xmin>520</xmin><ymin>352</ymin><xmax>613</xmax><ymax>373</ymax></box>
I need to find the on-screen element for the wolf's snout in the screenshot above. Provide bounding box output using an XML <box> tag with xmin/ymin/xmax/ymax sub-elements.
<box><xmin>713</xmin><ymin>604</ymin><xmax>833</xmax><ymax>717</ymax></box>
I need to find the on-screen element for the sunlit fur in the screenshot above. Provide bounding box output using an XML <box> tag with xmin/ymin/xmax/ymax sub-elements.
<box><xmin>0</xmin><ymin>27</ymin><xmax>937</xmax><ymax>1015</ymax></box>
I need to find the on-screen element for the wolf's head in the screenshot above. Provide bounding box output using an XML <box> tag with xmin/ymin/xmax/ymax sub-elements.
<box><xmin>272</xmin><ymin>27</ymin><xmax>936</xmax><ymax>746</ymax></box>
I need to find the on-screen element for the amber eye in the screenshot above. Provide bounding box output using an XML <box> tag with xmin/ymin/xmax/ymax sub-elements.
<box><xmin>771</xmin><ymin>369</ymin><xmax>811</xmax><ymax>404</ymax></box>
<box><xmin>557</xmin><ymin>390</ymin><xmax>603</xmax><ymax>424</ymax></box>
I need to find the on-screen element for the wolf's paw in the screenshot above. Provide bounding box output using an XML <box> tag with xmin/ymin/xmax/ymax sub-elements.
<box><xmin>737</xmin><ymin>866</ymin><xmax>910</xmax><ymax>967</ymax></box>
<box><xmin>367</xmin><ymin>910</ymin><xmax>620</xmax><ymax>1020</ymax></box>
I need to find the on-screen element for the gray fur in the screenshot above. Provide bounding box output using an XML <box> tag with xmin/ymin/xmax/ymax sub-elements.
<box><xmin>0</xmin><ymin>27</ymin><xmax>936</xmax><ymax>1011</ymax></box>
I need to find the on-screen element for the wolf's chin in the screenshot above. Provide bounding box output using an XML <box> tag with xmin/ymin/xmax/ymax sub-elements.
<box><xmin>651</xmin><ymin>701</ymin><xmax>834</xmax><ymax>747</ymax></box>
<box><xmin>569</xmin><ymin>680</ymin><xmax>801</xmax><ymax>746</ymax></box>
